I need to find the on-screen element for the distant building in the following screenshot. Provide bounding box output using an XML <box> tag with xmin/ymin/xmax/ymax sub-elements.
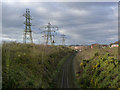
<box><xmin>91</xmin><ymin>44</ymin><xmax>101</xmax><ymax>48</ymax></box>
<box><xmin>91</xmin><ymin>44</ymin><xmax>108</xmax><ymax>48</ymax></box>
<box><xmin>101</xmin><ymin>45</ymin><xmax>108</xmax><ymax>48</ymax></box>
<box><xmin>70</xmin><ymin>45</ymin><xmax>89</xmax><ymax>51</ymax></box>
<box><xmin>110</xmin><ymin>44</ymin><xmax>118</xmax><ymax>48</ymax></box>
<box><xmin>110</xmin><ymin>41</ymin><xmax>119</xmax><ymax>48</ymax></box>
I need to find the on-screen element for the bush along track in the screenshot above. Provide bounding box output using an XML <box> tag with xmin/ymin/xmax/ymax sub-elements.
<box><xmin>74</xmin><ymin>47</ymin><xmax>119</xmax><ymax>88</ymax></box>
<box><xmin>2</xmin><ymin>42</ymin><xmax>74</xmax><ymax>88</ymax></box>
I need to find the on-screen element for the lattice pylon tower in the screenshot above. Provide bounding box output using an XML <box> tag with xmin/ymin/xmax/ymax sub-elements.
<box><xmin>40</xmin><ymin>22</ymin><xmax>58</xmax><ymax>45</ymax></box>
<box><xmin>23</xmin><ymin>8</ymin><xmax>33</xmax><ymax>44</ymax></box>
<box><xmin>61</xmin><ymin>34</ymin><xmax>66</xmax><ymax>46</ymax></box>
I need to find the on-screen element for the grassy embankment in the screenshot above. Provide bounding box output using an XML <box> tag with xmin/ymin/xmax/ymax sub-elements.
<box><xmin>2</xmin><ymin>42</ymin><xmax>74</xmax><ymax>88</ymax></box>
<box><xmin>74</xmin><ymin>46</ymin><xmax>119</xmax><ymax>88</ymax></box>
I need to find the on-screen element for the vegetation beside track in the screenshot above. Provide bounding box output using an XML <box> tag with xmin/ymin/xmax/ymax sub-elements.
<box><xmin>2</xmin><ymin>42</ymin><xmax>74</xmax><ymax>88</ymax></box>
<box><xmin>74</xmin><ymin>47</ymin><xmax>119</xmax><ymax>88</ymax></box>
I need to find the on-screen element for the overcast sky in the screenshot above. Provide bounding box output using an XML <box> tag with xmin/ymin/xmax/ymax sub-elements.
<box><xmin>2</xmin><ymin>2</ymin><xmax>118</xmax><ymax>45</ymax></box>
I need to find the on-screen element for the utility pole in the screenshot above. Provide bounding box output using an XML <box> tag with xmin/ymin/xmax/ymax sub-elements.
<box><xmin>40</xmin><ymin>22</ymin><xmax>58</xmax><ymax>45</ymax></box>
<box><xmin>61</xmin><ymin>34</ymin><xmax>66</xmax><ymax>46</ymax></box>
<box><xmin>23</xmin><ymin>8</ymin><xmax>33</xmax><ymax>44</ymax></box>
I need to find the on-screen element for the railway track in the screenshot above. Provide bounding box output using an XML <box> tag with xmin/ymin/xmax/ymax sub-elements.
<box><xmin>56</xmin><ymin>52</ymin><xmax>77</xmax><ymax>88</ymax></box>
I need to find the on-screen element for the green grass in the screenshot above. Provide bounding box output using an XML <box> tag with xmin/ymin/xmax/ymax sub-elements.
<box><xmin>74</xmin><ymin>47</ymin><xmax>119</xmax><ymax>88</ymax></box>
<box><xmin>2</xmin><ymin>42</ymin><xmax>73</xmax><ymax>88</ymax></box>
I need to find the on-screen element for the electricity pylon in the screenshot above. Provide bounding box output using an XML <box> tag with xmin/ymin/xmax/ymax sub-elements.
<box><xmin>61</xmin><ymin>34</ymin><xmax>66</xmax><ymax>46</ymax></box>
<box><xmin>23</xmin><ymin>8</ymin><xmax>33</xmax><ymax>44</ymax></box>
<box><xmin>40</xmin><ymin>22</ymin><xmax>58</xmax><ymax>45</ymax></box>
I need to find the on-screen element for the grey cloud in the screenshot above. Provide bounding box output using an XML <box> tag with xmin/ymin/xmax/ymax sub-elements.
<box><xmin>2</xmin><ymin>2</ymin><xmax>118</xmax><ymax>45</ymax></box>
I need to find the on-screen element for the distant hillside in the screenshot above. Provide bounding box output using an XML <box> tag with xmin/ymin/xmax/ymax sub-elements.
<box><xmin>110</xmin><ymin>40</ymin><xmax>120</xmax><ymax>45</ymax></box>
